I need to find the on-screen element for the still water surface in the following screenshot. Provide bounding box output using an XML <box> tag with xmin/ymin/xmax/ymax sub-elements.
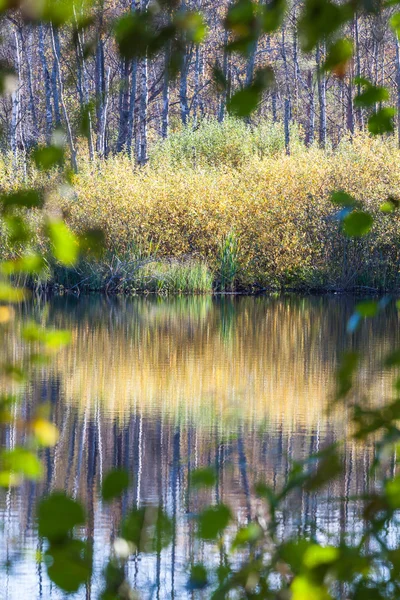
<box><xmin>0</xmin><ymin>294</ymin><xmax>398</xmax><ymax>599</ymax></box>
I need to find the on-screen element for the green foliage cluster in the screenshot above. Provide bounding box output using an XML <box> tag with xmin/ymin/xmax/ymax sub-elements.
<box><xmin>149</xmin><ymin>117</ymin><xmax>303</xmax><ymax>168</ymax></box>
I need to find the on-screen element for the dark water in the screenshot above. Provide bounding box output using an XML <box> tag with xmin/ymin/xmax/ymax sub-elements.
<box><xmin>0</xmin><ymin>294</ymin><xmax>398</xmax><ymax>599</ymax></box>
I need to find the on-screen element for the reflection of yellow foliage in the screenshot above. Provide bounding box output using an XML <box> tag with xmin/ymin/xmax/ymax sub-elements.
<box><xmin>34</xmin><ymin>296</ymin><xmax>393</xmax><ymax>431</ymax></box>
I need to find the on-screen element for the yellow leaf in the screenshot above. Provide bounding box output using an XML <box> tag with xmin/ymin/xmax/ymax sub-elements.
<box><xmin>32</xmin><ymin>419</ymin><xmax>59</xmax><ymax>447</ymax></box>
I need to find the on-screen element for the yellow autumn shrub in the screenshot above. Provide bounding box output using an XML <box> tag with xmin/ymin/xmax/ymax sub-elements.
<box><xmin>1</xmin><ymin>131</ymin><xmax>400</xmax><ymax>290</ymax></box>
<box><xmin>60</xmin><ymin>132</ymin><xmax>400</xmax><ymax>289</ymax></box>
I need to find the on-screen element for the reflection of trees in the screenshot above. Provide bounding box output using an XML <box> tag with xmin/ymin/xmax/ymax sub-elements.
<box><xmin>0</xmin><ymin>407</ymin><xmax>384</xmax><ymax>599</ymax></box>
<box><xmin>14</xmin><ymin>294</ymin><xmax>400</xmax><ymax>429</ymax></box>
<box><xmin>1</xmin><ymin>295</ymin><xmax>399</xmax><ymax>596</ymax></box>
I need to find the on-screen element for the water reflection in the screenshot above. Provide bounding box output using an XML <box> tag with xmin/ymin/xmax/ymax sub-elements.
<box><xmin>0</xmin><ymin>294</ymin><xmax>398</xmax><ymax>598</ymax></box>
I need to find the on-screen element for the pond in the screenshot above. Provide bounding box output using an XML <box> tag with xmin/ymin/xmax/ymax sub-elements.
<box><xmin>0</xmin><ymin>294</ymin><xmax>398</xmax><ymax>598</ymax></box>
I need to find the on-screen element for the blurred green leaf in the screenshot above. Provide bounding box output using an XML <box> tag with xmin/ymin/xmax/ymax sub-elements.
<box><xmin>0</xmin><ymin>282</ymin><xmax>27</xmax><ymax>302</ymax></box>
<box><xmin>175</xmin><ymin>11</ymin><xmax>207</xmax><ymax>43</ymax></box>
<box><xmin>298</xmin><ymin>0</ymin><xmax>351</xmax><ymax>52</ymax></box>
<box><xmin>190</xmin><ymin>467</ymin><xmax>216</xmax><ymax>489</ymax></box>
<box><xmin>1</xmin><ymin>448</ymin><xmax>42</xmax><ymax>482</ymax></box>
<box><xmin>1</xmin><ymin>253</ymin><xmax>45</xmax><ymax>275</ymax></box>
<box><xmin>227</xmin><ymin>67</ymin><xmax>274</xmax><ymax>117</ymax></box>
<box><xmin>331</xmin><ymin>190</ymin><xmax>356</xmax><ymax>207</ymax></box>
<box><xmin>342</xmin><ymin>211</ymin><xmax>373</xmax><ymax>237</ymax></box>
<box><xmin>336</xmin><ymin>351</ymin><xmax>359</xmax><ymax>399</ymax></box>
<box><xmin>38</xmin><ymin>493</ymin><xmax>86</xmax><ymax>542</ymax></box>
<box><xmin>46</xmin><ymin>539</ymin><xmax>92</xmax><ymax>592</ymax></box>
<box><xmin>22</xmin><ymin>322</ymin><xmax>71</xmax><ymax>349</ymax></box>
<box><xmin>323</xmin><ymin>38</ymin><xmax>353</xmax><ymax>76</ymax></box>
<box><xmin>79</xmin><ymin>228</ymin><xmax>106</xmax><ymax>259</ymax></box>
<box><xmin>188</xmin><ymin>564</ymin><xmax>208</xmax><ymax>590</ymax></box>
<box><xmin>122</xmin><ymin>506</ymin><xmax>172</xmax><ymax>553</ymax></box>
<box><xmin>355</xmin><ymin>300</ymin><xmax>378</xmax><ymax>318</ymax></box>
<box><xmin>33</xmin><ymin>145</ymin><xmax>64</xmax><ymax>171</ymax></box>
<box><xmin>390</xmin><ymin>12</ymin><xmax>400</xmax><ymax>36</ymax></box>
<box><xmin>354</xmin><ymin>83</ymin><xmax>389</xmax><ymax>107</ymax></box>
<box><xmin>197</xmin><ymin>504</ymin><xmax>231</xmax><ymax>540</ymax></box>
<box><xmin>368</xmin><ymin>108</ymin><xmax>396</xmax><ymax>135</ymax></box>
<box><xmin>46</xmin><ymin>220</ymin><xmax>79</xmax><ymax>266</ymax></box>
<box><xmin>101</xmin><ymin>469</ymin><xmax>129</xmax><ymax>502</ymax></box>
<box><xmin>232</xmin><ymin>523</ymin><xmax>263</xmax><ymax>548</ymax></box>
<box><xmin>1</xmin><ymin>189</ymin><xmax>43</xmax><ymax>211</ymax></box>
<box><xmin>262</xmin><ymin>0</ymin><xmax>286</xmax><ymax>32</ymax></box>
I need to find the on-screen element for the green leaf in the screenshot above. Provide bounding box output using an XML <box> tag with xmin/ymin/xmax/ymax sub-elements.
<box><xmin>1</xmin><ymin>448</ymin><xmax>42</xmax><ymax>481</ymax></box>
<box><xmin>227</xmin><ymin>68</ymin><xmax>274</xmax><ymax>117</ymax></box>
<box><xmin>291</xmin><ymin>575</ymin><xmax>331</xmax><ymax>600</ymax></box>
<box><xmin>355</xmin><ymin>300</ymin><xmax>378</xmax><ymax>318</ymax></box>
<box><xmin>122</xmin><ymin>506</ymin><xmax>172</xmax><ymax>553</ymax></box>
<box><xmin>4</xmin><ymin>215</ymin><xmax>32</xmax><ymax>245</ymax></box>
<box><xmin>46</xmin><ymin>539</ymin><xmax>92</xmax><ymax>592</ymax></box>
<box><xmin>1</xmin><ymin>189</ymin><xmax>43</xmax><ymax>211</ymax></box>
<box><xmin>188</xmin><ymin>564</ymin><xmax>208</xmax><ymax>590</ymax></box>
<box><xmin>0</xmin><ymin>283</ymin><xmax>27</xmax><ymax>302</ymax></box>
<box><xmin>33</xmin><ymin>145</ymin><xmax>64</xmax><ymax>171</ymax></box>
<box><xmin>175</xmin><ymin>11</ymin><xmax>207</xmax><ymax>44</ymax></box>
<box><xmin>331</xmin><ymin>190</ymin><xmax>356</xmax><ymax>207</ymax></box>
<box><xmin>354</xmin><ymin>83</ymin><xmax>389</xmax><ymax>107</ymax></box>
<box><xmin>197</xmin><ymin>504</ymin><xmax>231</xmax><ymax>540</ymax></box>
<box><xmin>390</xmin><ymin>12</ymin><xmax>400</xmax><ymax>36</ymax></box>
<box><xmin>336</xmin><ymin>351</ymin><xmax>359</xmax><ymax>399</ymax></box>
<box><xmin>46</xmin><ymin>219</ymin><xmax>79</xmax><ymax>266</ymax></box>
<box><xmin>342</xmin><ymin>211</ymin><xmax>373</xmax><ymax>237</ymax></box>
<box><xmin>1</xmin><ymin>253</ymin><xmax>45</xmax><ymax>275</ymax></box>
<box><xmin>232</xmin><ymin>523</ymin><xmax>263</xmax><ymax>548</ymax></box>
<box><xmin>101</xmin><ymin>469</ymin><xmax>130</xmax><ymax>502</ymax></box>
<box><xmin>323</xmin><ymin>38</ymin><xmax>353</xmax><ymax>75</ymax></box>
<box><xmin>304</xmin><ymin>451</ymin><xmax>343</xmax><ymax>491</ymax></box>
<box><xmin>386</xmin><ymin>475</ymin><xmax>400</xmax><ymax>508</ymax></box>
<box><xmin>190</xmin><ymin>467</ymin><xmax>216</xmax><ymax>489</ymax></box>
<box><xmin>298</xmin><ymin>0</ymin><xmax>351</xmax><ymax>52</ymax></box>
<box><xmin>22</xmin><ymin>322</ymin><xmax>71</xmax><ymax>349</ymax></box>
<box><xmin>262</xmin><ymin>0</ymin><xmax>286</xmax><ymax>32</ymax></box>
<box><xmin>303</xmin><ymin>544</ymin><xmax>339</xmax><ymax>569</ymax></box>
<box><xmin>368</xmin><ymin>107</ymin><xmax>396</xmax><ymax>135</ymax></box>
<box><xmin>38</xmin><ymin>493</ymin><xmax>86</xmax><ymax>542</ymax></box>
<box><xmin>384</xmin><ymin>349</ymin><xmax>400</xmax><ymax>367</ymax></box>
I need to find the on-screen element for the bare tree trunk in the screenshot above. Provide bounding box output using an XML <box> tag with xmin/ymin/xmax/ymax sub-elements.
<box><xmin>38</xmin><ymin>23</ymin><xmax>53</xmax><ymax>143</ymax></box>
<box><xmin>51</xmin><ymin>60</ymin><xmax>62</xmax><ymax>127</ymax></box>
<box><xmin>218</xmin><ymin>26</ymin><xmax>230</xmax><ymax>122</ymax></box>
<box><xmin>127</xmin><ymin>0</ymin><xmax>139</xmax><ymax>158</ymax></box>
<box><xmin>162</xmin><ymin>42</ymin><xmax>170</xmax><ymax>138</ymax></box>
<box><xmin>11</xmin><ymin>31</ymin><xmax>20</xmax><ymax>166</ymax></box>
<box><xmin>138</xmin><ymin>0</ymin><xmax>149</xmax><ymax>163</ymax></box>
<box><xmin>306</xmin><ymin>69</ymin><xmax>315</xmax><ymax>146</ymax></box>
<box><xmin>20</xmin><ymin>26</ymin><xmax>38</xmax><ymax>145</ymax></box>
<box><xmin>354</xmin><ymin>14</ymin><xmax>363</xmax><ymax>129</ymax></box>
<box><xmin>50</xmin><ymin>24</ymin><xmax>78</xmax><ymax>172</ymax></box>
<box><xmin>281</xmin><ymin>26</ymin><xmax>292</xmax><ymax>121</ymax></box>
<box><xmin>192</xmin><ymin>44</ymin><xmax>201</xmax><ymax>125</ymax></box>
<box><xmin>180</xmin><ymin>47</ymin><xmax>191</xmax><ymax>125</ymax></box>
<box><xmin>98</xmin><ymin>67</ymin><xmax>110</xmax><ymax>158</ymax></box>
<box><xmin>316</xmin><ymin>42</ymin><xmax>327</xmax><ymax>148</ymax></box>
<box><xmin>284</xmin><ymin>97</ymin><xmax>290</xmax><ymax>155</ymax></box>
<box><xmin>117</xmin><ymin>58</ymin><xmax>130</xmax><ymax>152</ymax></box>
<box><xmin>74</xmin><ymin>5</ymin><xmax>94</xmax><ymax>160</ymax></box>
